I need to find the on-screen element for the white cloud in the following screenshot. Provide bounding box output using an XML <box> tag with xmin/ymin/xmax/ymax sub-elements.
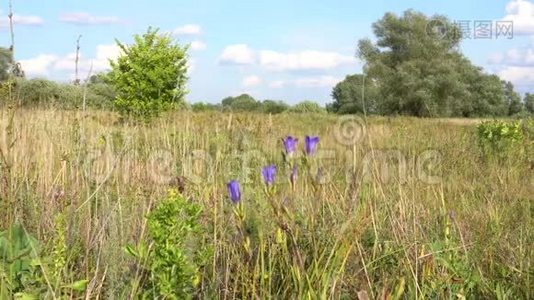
<box><xmin>219</xmin><ymin>44</ymin><xmax>256</xmax><ymax>65</ymax></box>
<box><xmin>59</xmin><ymin>12</ymin><xmax>123</xmax><ymax>25</ymax></box>
<box><xmin>52</xmin><ymin>52</ymin><xmax>79</xmax><ymax>72</ymax></box>
<box><xmin>0</xmin><ymin>12</ymin><xmax>44</xmax><ymax>28</ymax></box>
<box><xmin>267</xmin><ymin>76</ymin><xmax>341</xmax><ymax>89</ymax></box>
<box><xmin>498</xmin><ymin>66</ymin><xmax>534</xmax><ymax>84</ymax></box>
<box><xmin>242</xmin><ymin>75</ymin><xmax>261</xmax><ymax>87</ymax></box>
<box><xmin>501</xmin><ymin>0</ymin><xmax>534</xmax><ymax>35</ymax></box>
<box><xmin>218</xmin><ymin>45</ymin><xmax>356</xmax><ymax>71</ymax></box>
<box><xmin>294</xmin><ymin>76</ymin><xmax>341</xmax><ymax>88</ymax></box>
<box><xmin>173</xmin><ymin>24</ymin><xmax>202</xmax><ymax>36</ymax></box>
<box><xmin>12</xmin><ymin>14</ymin><xmax>44</xmax><ymax>26</ymax></box>
<box><xmin>20</xmin><ymin>44</ymin><xmax>122</xmax><ymax>78</ymax></box>
<box><xmin>187</xmin><ymin>58</ymin><xmax>196</xmax><ymax>74</ymax></box>
<box><xmin>190</xmin><ymin>41</ymin><xmax>207</xmax><ymax>51</ymax></box>
<box><xmin>488</xmin><ymin>47</ymin><xmax>534</xmax><ymax>66</ymax></box>
<box><xmin>269</xmin><ymin>80</ymin><xmax>285</xmax><ymax>88</ymax></box>
<box><xmin>19</xmin><ymin>54</ymin><xmax>58</xmax><ymax>76</ymax></box>
<box><xmin>93</xmin><ymin>44</ymin><xmax>122</xmax><ymax>70</ymax></box>
<box><xmin>259</xmin><ymin>50</ymin><xmax>356</xmax><ymax>71</ymax></box>
<box><xmin>54</xmin><ymin>44</ymin><xmax>122</xmax><ymax>74</ymax></box>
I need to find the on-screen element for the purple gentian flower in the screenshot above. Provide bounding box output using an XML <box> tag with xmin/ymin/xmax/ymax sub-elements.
<box><xmin>261</xmin><ymin>165</ymin><xmax>276</xmax><ymax>186</ymax></box>
<box><xmin>227</xmin><ymin>180</ymin><xmax>241</xmax><ymax>204</ymax></box>
<box><xmin>283</xmin><ymin>136</ymin><xmax>298</xmax><ymax>155</ymax></box>
<box><xmin>305</xmin><ymin>136</ymin><xmax>319</xmax><ymax>155</ymax></box>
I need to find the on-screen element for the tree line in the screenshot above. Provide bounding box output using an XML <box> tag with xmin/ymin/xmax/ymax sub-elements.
<box><xmin>328</xmin><ymin>10</ymin><xmax>533</xmax><ymax>117</ymax></box>
<box><xmin>1</xmin><ymin>11</ymin><xmax>533</xmax><ymax>118</ymax></box>
<box><xmin>192</xmin><ymin>94</ymin><xmax>326</xmax><ymax>114</ymax></box>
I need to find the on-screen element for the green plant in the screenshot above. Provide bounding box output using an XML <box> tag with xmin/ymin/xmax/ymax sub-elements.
<box><xmin>126</xmin><ymin>190</ymin><xmax>203</xmax><ymax>299</ymax></box>
<box><xmin>476</xmin><ymin>120</ymin><xmax>523</xmax><ymax>157</ymax></box>
<box><xmin>0</xmin><ymin>47</ymin><xmax>12</xmax><ymax>82</ymax></box>
<box><xmin>109</xmin><ymin>27</ymin><xmax>188</xmax><ymax>120</ymax></box>
<box><xmin>0</xmin><ymin>223</ymin><xmax>40</xmax><ymax>297</ymax></box>
<box><xmin>13</xmin><ymin>78</ymin><xmax>115</xmax><ymax>109</ymax></box>
<box><xmin>288</xmin><ymin>100</ymin><xmax>326</xmax><ymax>114</ymax></box>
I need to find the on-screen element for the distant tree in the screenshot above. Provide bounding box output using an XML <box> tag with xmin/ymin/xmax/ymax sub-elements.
<box><xmin>261</xmin><ymin>100</ymin><xmax>289</xmax><ymax>114</ymax></box>
<box><xmin>503</xmin><ymin>81</ymin><xmax>523</xmax><ymax>116</ymax></box>
<box><xmin>231</xmin><ymin>96</ymin><xmax>260</xmax><ymax>111</ymax></box>
<box><xmin>191</xmin><ymin>102</ymin><xmax>221</xmax><ymax>112</ymax></box>
<box><xmin>88</xmin><ymin>72</ymin><xmax>110</xmax><ymax>85</ymax></box>
<box><xmin>330</xmin><ymin>74</ymin><xmax>378</xmax><ymax>114</ymax></box>
<box><xmin>289</xmin><ymin>101</ymin><xmax>326</xmax><ymax>114</ymax></box>
<box><xmin>221</xmin><ymin>94</ymin><xmax>260</xmax><ymax>112</ymax></box>
<box><xmin>221</xmin><ymin>96</ymin><xmax>235</xmax><ymax>107</ymax></box>
<box><xmin>0</xmin><ymin>47</ymin><xmax>13</xmax><ymax>81</ymax></box>
<box><xmin>108</xmin><ymin>27</ymin><xmax>188</xmax><ymax>119</ymax></box>
<box><xmin>525</xmin><ymin>93</ymin><xmax>534</xmax><ymax>114</ymax></box>
<box><xmin>358</xmin><ymin>10</ymin><xmax>509</xmax><ymax>117</ymax></box>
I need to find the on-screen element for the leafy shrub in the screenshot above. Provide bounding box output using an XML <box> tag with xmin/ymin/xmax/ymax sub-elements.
<box><xmin>221</xmin><ymin>94</ymin><xmax>261</xmax><ymax>112</ymax></box>
<box><xmin>12</xmin><ymin>78</ymin><xmax>114</xmax><ymax>109</ymax></box>
<box><xmin>86</xmin><ymin>82</ymin><xmax>116</xmax><ymax>109</ymax></box>
<box><xmin>126</xmin><ymin>190</ymin><xmax>204</xmax><ymax>299</ymax></box>
<box><xmin>0</xmin><ymin>223</ymin><xmax>39</xmax><ymax>297</ymax></box>
<box><xmin>191</xmin><ymin>102</ymin><xmax>222</xmax><ymax>112</ymax></box>
<box><xmin>476</xmin><ymin>120</ymin><xmax>523</xmax><ymax>157</ymax></box>
<box><xmin>0</xmin><ymin>47</ymin><xmax>12</xmax><ymax>82</ymax></box>
<box><xmin>261</xmin><ymin>100</ymin><xmax>289</xmax><ymax>114</ymax></box>
<box><xmin>109</xmin><ymin>27</ymin><xmax>188</xmax><ymax>120</ymax></box>
<box><xmin>288</xmin><ymin>100</ymin><xmax>326</xmax><ymax>114</ymax></box>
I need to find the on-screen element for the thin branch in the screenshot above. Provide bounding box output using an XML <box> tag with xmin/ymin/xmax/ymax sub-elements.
<box><xmin>75</xmin><ymin>35</ymin><xmax>82</xmax><ymax>85</ymax></box>
<box><xmin>8</xmin><ymin>0</ymin><xmax>15</xmax><ymax>56</ymax></box>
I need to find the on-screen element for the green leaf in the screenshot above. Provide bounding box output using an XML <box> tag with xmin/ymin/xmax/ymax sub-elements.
<box><xmin>62</xmin><ymin>279</ymin><xmax>89</xmax><ymax>292</ymax></box>
<box><xmin>125</xmin><ymin>244</ymin><xmax>139</xmax><ymax>258</ymax></box>
<box><xmin>14</xmin><ymin>293</ymin><xmax>37</xmax><ymax>300</ymax></box>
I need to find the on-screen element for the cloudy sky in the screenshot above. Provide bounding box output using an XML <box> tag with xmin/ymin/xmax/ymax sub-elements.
<box><xmin>2</xmin><ymin>0</ymin><xmax>533</xmax><ymax>104</ymax></box>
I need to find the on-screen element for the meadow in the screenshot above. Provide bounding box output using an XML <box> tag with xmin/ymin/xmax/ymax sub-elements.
<box><xmin>0</xmin><ymin>108</ymin><xmax>532</xmax><ymax>299</ymax></box>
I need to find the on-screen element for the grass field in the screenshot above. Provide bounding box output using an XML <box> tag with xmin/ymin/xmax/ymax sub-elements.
<box><xmin>0</xmin><ymin>108</ymin><xmax>532</xmax><ymax>298</ymax></box>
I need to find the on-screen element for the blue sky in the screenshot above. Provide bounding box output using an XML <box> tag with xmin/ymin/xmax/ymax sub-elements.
<box><xmin>2</xmin><ymin>0</ymin><xmax>533</xmax><ymax>104</ymax></box>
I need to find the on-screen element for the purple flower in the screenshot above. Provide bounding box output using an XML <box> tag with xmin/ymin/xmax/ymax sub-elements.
<box><xmin>305</xmin><ymin>136</ymin><xmax>319</xmax><ymax>155</ymax></box>
<box><xmin>227</xmin><ymin>180</ymin><xmax>241</xmax><ymax>204</ymax></box>
<box><xmin>290</xmin><ymin>165</ymin><xmax>297</xmax><ymax>186</ymax></box>
<box><xmin>262</xmin><ymin>165</ymin><xmax>276</xmax><ymax>186</ymax></box>
<box><xmin>283</xmin><ymin>136</ymin><xmax>298</xmax><ymax>155</ymax></box>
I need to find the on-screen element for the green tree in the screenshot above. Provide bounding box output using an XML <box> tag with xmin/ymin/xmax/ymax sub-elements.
<box><xmin>0</xmin><ymin>47</ymin><xmax>13</xmax><ymax>81</ymax></box>
<box><xmin>358</xmin><ymin>10</ymin><xmax>509</xmax><ymax>117</ymax></box>
<box><xmin>289</xmin><ymin>101</ymin><xmax>326</xmax><ymax>113</ymax></box>
<box><xmin>525</xmin><ymin>93</ymin><xmax>534</xmax><ymax>114</ymax></box>
<box><xmin>330</xmin><ymin>74</ymin><xmax>378</xmax><ymax>114</ymax></box>
<box><xmin>108</xmin><ymin>27</ymin><xmax>188</xmax><ymax>119</ymax></box>
<box><xmin>502</xmin><ymin>81</ymin><xmax>523</xmax><ymax>116</ymax></box>
<box><xmin>221</xmin><ymin>94</ymin><xmax>260</xmax><ymax>112</ymax></box>
<box><xmin>261</xmin><ymin>100</ymin><xmax>289</xmax><ymax>114</ymax></box>
<box><xmin>191</xmin><ymin>102</ymin><xmax>221</xmax><ymax>112</ymax></box>
<box><xmin>221</xmin><ymin>96</ymin><xmax>235</xmax><ymax>107</ymax></box>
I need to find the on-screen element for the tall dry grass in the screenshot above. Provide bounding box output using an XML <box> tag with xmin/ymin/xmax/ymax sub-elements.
<box><xmin>0</xmin><ymin>108</ymin><xmax>532</xmax><ymax>298</ymax></box>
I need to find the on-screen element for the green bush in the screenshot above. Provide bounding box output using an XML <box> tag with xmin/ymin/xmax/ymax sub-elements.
<box><xmin>191</xmin><ymin>102</ymin><xmax>222</xmax><ymax>112</ymax></box>
<box><xmin>261</xmin><ymin>100</ymin><xmax>289</xmax><ymax>114</ymax></box>
<box><xmin>126</xmin><ymin>190</ymin><xmax>204</xmax><ymax>299</ymax></box>
<box><xmin>0</xmin><ymin>47</ymin><xmax>12</xmax><ymax>82</ymax></box>
<box><xmin>476</xmin><ymin>120</ymin><xmax>523</xmax><ymax>157</ymax></box>
<box><xmin>11</xmin><ymin>78</ymin><xmax>114</xmax><ymax>109</ymax></box>
<box><xmin>0</xmin><ymin>223</ymin><xmax>39</xmax><ymax>297</ymax></box>
<box><xmin>109</xmin><ymin>27</ymin><xmax>188</xmax><ymax>120</ymax></box>
<box><xmin>288</xmin><ymin>100</ymin><xmax>326</xmax><ymax>114</ymax></box>
<box><xmin>221</xmin><ymin>94</ymin><xmax>261</xmax><ymax>112</ymax></box>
